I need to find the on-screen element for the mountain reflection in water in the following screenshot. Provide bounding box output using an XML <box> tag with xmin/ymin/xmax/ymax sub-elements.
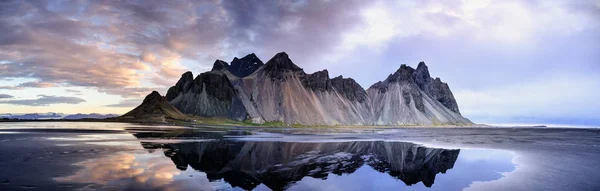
<box><xmin>140</xmin><ymin>140</ymin><xmax>459</xmax><ymax>191</ymax></box>
<box><xmin>50</xmin><ymin>128</ymin><xmax>515</xmax><ymax>191</ymax></box>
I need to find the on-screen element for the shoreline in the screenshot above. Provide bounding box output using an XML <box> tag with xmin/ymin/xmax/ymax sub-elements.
<box><xmin>0</xmin><ymin>118</ymin><xmax>486</xmax><ymax>128</ymax></box>
<box><xmin>1</xmin><ymin>119</ymin><xmax>596</xmax><ymax>130</ymax></box>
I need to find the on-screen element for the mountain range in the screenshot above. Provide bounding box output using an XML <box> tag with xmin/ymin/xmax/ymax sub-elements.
<box><xmin>62</xmin><ymin>113</ymin><xmax>119</xmax><ymax>120</ymax></box>
<box><xmin>128</xmin><ymin>52</ymin><xmax>472</xmax><ymax>126</ymax></box>
<box><xmin>1</xmin><ymin>113</ymin><xmax>118</xmax><ymax>120</ymax></box>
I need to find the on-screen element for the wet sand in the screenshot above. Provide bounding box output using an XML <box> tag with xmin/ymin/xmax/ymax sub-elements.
<box><xmin>0</xmin><ymin>122</ymin><xmax>599</xmax><ymax>190</ymax></box>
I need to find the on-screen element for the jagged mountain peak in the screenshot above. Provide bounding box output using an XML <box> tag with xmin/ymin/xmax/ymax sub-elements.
<box><xmin>367</xmin><ymin>61</ymin><xmax>465</xmax><ymax>118</ymax></box>
<box><xmin>331</xmin><ymin>75</ymin><xmax>369</xmax><ymax>103</ymax></box>
<box><xmin>415</xmin><ymin>62</ymin><xmax>430</xmax><ymax>77</ymax></box>
<box><xmin>417</xmin><ymin>61</ymin><xmax>427</xmax><ymax>69</ymax></box>
<box><xmin>228</xmin><ymin>53</ymin><xmax>264</xmax><ymax>77</ymax></box>
<box><xmin>414</xmin><ymin>62</ymin><xmax>432</xmax><ymax>90</ymax></box>
<box><xmin>386</xmin><ymin>64</ymin><xmax>416</xmax><ymax>83</ymax></box>
<box><xmin>265</xmin><ymin>52</ymin><xmax>301</xmax><ymax>69</ymax></box>
<box><xmin>273</xmin><ymin>51</ymin><xmax>288</xmax><ymax>58</ymax></box>
<box><xmin>311</xmin><ymin>69</ymin><xmax>329</xmax><ymax>76</ymax></box>
<box><xmin>232</xmin><ymin>53</ymin><xmax>259</xmax><ymax>61</ymax></box>
<box><xmin>166</xmin><ymin>71</ymin><xmax>195</xmax><ymax>101</ymax></box>
<box><xmin>211</xmin><ymin>59</ymin><xmax>230</xmax><ymax>71</ymax></box>
<box><xmin>178</xmin><ymin>71</ymin><xmax>195</xmax><ymax>84</ymax></box>
<box><xmin>263</xmin><ymin>52</ymin><xmax>303</xmax><ymax>79</ymax></box>
<box><xmin>302</xmin><ymin>69</ymin><xmax>332</xmax><ymax>92</ymax></box>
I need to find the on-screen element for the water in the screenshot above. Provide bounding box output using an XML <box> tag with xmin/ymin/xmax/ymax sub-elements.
<box><xmin>1</xmin><ymin>122</ymin><xmax>599</xmax><ymax>190</ymax></box>
<box><xmin>52</xmin><ymin>140</ymin><xmax>514</xmax><ymax>191</ymax></box>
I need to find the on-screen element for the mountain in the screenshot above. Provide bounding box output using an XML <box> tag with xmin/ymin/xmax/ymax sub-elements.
<box><xmin>165</xmin><ymin>69</ymin><xmax>247</xmax><ymax>121</ymax></box>
<box><xmin>165</xmin><ymin>52</ymin><xmax>472</xmax><ymax>126</ymax></box>
<box><xmin>135</xmin><ymin>140</ymin><xmax>460</xmax><ymax>190</ymax></box>
<box><xmin>0</xmin><ymin>113</ymin><xmax>118</xmax><ymax>120</ymax></box>
<box><xmin>62</xmin><ymin>113</ymin><xmax>119</xmax><ymax>120</ymax></box>
<box><xmin>0</xmin><ymin>112</ymin><xmax>64</xmax><ymax>120</ymax></box>
<box><xmin>118</xmin><ymin>91</ymin><xmax>189</xmax><ymax>122</ymax></box>
<box><xmin>211</xmin><ymin>53</ymin><xmax>265</xmax><ymax>78</ymax></box>
<box><xmin>367</xmin><ymin>63</ymin><xmax>471</xmax><ymax>125</ymax></box>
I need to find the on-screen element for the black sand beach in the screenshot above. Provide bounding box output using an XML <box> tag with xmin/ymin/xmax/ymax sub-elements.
<box><xmin>0</xmin><ymin>122</ymin><xmax>598</xmax><ymax>191</ymax></box>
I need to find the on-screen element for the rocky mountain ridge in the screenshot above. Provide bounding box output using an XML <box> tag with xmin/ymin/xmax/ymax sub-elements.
<box><xmin>158</xmin><ymin>52</ymin><xmax>472</xmax><ymax>126</ymax></box>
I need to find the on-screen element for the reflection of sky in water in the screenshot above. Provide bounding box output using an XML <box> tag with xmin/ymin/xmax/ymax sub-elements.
<box><xmin>47</xmin><ymin>134</ymin><xmax>143</xmax><ymax>146</ymax></box>
<box><xmin>54</xmin><ymin>143</ymin><xmax>515</xmax><ymax>191</ymax></box>
<box><xmin>55</xmin><ymin>150</ymin><xmax>233</xmax><ymax>191</ymax></box>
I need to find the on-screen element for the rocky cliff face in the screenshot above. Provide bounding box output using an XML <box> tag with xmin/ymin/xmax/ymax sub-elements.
<box><xmin>165</xmin><ymin>52</ymin><xmax>471</xmax><ymax>125</ymax></box>
<box><xmin>367</xmin><ymin>63</ymin><xmax>471</xmax><ymax>125</ymax></box>
<box><xmin>414</xmin><ymin>62</ymin><xmax>460</xmax><ymax>114</ymax></box>
<box><xmin>221</xmin><ymin>52</ymin><xmax>374</xmax><ymax>125</ymax></box>
<box><xmin>136</xmin><ymin>140</ymin><xmax>459</xmax><ymax>190</ymax></box>
<box><xmin>210</xmin><ymin>53</ymin><xmax>264</xmax><ymax>78</ymax></box>
<box><xmin>165</xmin><ymin>70</ymin><xmax>247</xmax><ymax>121</ymax></box>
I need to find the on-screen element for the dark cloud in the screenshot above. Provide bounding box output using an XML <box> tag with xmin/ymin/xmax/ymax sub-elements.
<box><xmin>1</xmin><ymin>0</ymin><xmax>599</xmax><ymax>123</ymax></box>
<box><xmin>0</xmin><ymin>95</ymin><xmax>85</xmax><ymax>106</ymax></box>
<box><xmin>0</xmin><ymin>0</ymin><xmax>373</xmax><ymax>97</ymax></box>
<box><xmin>220</xmin><ymin>0</ymin><xmax>369</xmax><ymax>71</ymax></box>
<box><xmin>0</xmin><ymin>94</ymin><xmax>13</xmax><ymax>99</ymax></box>
<box><xmin>0</xmin><ymin>0</ymin><xmax>196</xmax><ymax>97</ymax></box>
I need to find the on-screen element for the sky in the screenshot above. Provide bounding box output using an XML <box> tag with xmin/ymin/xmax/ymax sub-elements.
<box><xmin>0</xmin><ymin>0</ymin><xmax>599</xmax><ymax>126</ymax></box>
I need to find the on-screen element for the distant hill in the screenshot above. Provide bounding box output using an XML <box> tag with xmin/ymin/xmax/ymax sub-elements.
<box><xmin>62</xmin><ymin>113</ymin><xmax>119</xmax><ymax>120</ymax></box>
<box><xmin>0</xmin><ymin>112</ymin><xmax>120</xmax><ymax>120</ymax></box>
<box><xmin>117</xmin><ymin>91</ymin><xmax>189</xmax><ymax>123</ymax></box>
<box><xmin>0</xmin><ymin>112</ymin><xmax>64</xmax><ymax>120</ymax></box>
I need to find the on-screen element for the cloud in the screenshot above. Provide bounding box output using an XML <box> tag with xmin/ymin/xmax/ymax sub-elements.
<box><xmin>0</xmin><ymin>0</ymin><xmax>199</xmax><ymax>97</ymax></box>
<box><xmin>0</xmin><ymin>94</ymin><xmax>13</xmax><ymax>99</ymax></box>
<box><xmin>65</xmin><ymin>89</ymin><xmax>82</xmax><ymax>94</ymax></box>
<box><xmin>0</xmin><ymin>81</ymin><xmax>55</xmax><ymax>90</ymax></box>
<box><xmin>0</xmin><ymin>0</ymin><xmax>378</xmax><ymax>94</ymax></box>
<box><xmin>105</xmin><ymin>99</ymin><xmax>142</xmax><ymax>108</ymax></box>
<box><xmin>0</xmin><ymin>86</ymin><xmax>20</xmax><ymax>90</ymax></box>
<box><xmin>0</xmin><ymin>0</ymin><xmax>598</xmax><ymax>124</ymax></box>
<box><xmin>17</xmin><ymin>81</ymin><xmax>55</xmax><ymax>88</ymax></box>
<box><xmin>218</xmin><ymin>0</ymin><xmax>372</xmax><ymax>70</ymax></box>
<box><xmin>100</xmin><ymin>87</ymin><xmax>155</xmax><ymax>98</ymax></box>
<box><xmin>3</xmin><ymin>0</ymin><xmax>595</xmax><ymax>93</ymax></box>
<box><xmin>0</xmin><ymin>95</ymin><xmax>86</xmax><ymax>106</ymax></box>
<box><xmin>55</xmin><ymin>153</ymin><xmax>179</xmax><ymax>187</ymax></box>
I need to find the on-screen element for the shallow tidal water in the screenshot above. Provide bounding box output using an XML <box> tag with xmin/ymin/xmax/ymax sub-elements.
<box><xmin>0</xmin><ymin>122</ymin><xmax>598</xmax><ymax>191</ymax></box>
